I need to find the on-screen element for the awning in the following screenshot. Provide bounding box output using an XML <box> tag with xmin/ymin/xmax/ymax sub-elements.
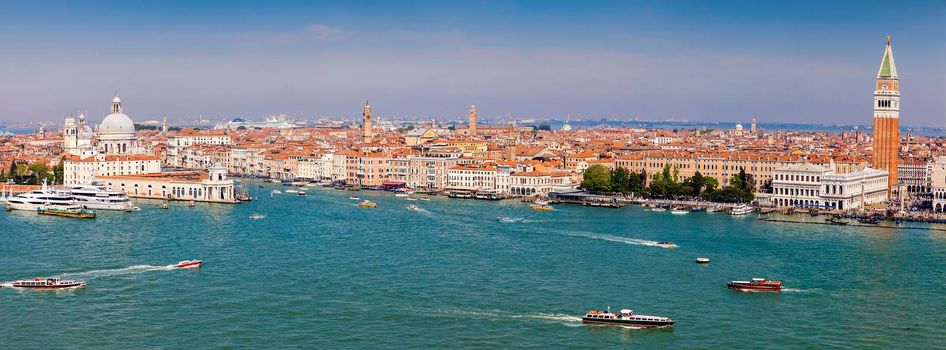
<box><xmin>382</xmin><ymin>181</ymin><xmax>406</xmax><ymax>186</ymax></box>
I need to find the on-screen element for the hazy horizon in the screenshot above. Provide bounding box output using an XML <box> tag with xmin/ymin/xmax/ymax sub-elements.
<box><xmin>1</xmin><ymin>1</ymin><xmax>944</xmax><ymax>127</ymax></box>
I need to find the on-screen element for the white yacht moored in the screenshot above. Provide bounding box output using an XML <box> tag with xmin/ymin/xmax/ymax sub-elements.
<box><xmin>66</xmin><ymin>183</ymin><xmax>138</xmax><ymax>211</ymax></box>
<box><xmin>2</xmin><ymin>181</ymin><xmax>75</xmax><ymax>211</ymax></box>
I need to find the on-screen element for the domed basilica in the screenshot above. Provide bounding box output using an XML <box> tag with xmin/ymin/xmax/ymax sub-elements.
<box><xmin>64</xmin><ymin>94</ymin><xmax>141</xmax><ymax>157</ymax></box>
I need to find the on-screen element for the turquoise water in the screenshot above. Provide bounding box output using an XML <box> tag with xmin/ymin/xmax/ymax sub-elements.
<box><xmin>2</xmin><ymin>183</ymin><xmax>945</xmax><ymax>348</ymax></box>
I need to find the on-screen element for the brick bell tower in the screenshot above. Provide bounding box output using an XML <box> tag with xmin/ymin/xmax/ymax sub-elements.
<box><xmin>872</xmin><ymin>35</ymin><xmax>900</xmax><ymax>196</ymax></box>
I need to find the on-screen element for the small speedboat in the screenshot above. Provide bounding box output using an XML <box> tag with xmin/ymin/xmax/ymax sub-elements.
<box><xmin>582</xmin><ymin>308</ymin><xmax>674</xmax><ymax>328</ymax></box>
<box><xmin>651</xmin><ymin>207</ymin><xmax>667</xmax><ymax>212</ymax></box>
<box><xmin>670</xmin><ymin>208</ymin><xmax>689</xmax><ymax>215</ymax></box>
<box><xmin>407</xmin><ymin>205</ymin><xmax>421</xmax><ymax>211</ymax></box>
<box><xmin>696</xmin><ymin>257</ymin><xmax>710</xmax><ymax>264</ymax></box>
<box><xmin>297</xmin><ymin>190</ymin><xmax>307</xmax><ymax>196</ymax></box>
<box><xmin>405</xmin><ymin>197</ymin><xmax>418</xmax><ymax>201</ymax></box>
<box><xmin>284</xmin><ymin>189</ymin><xmax>298</xmax><ymax>194</ymax></box>
<box><xmin>271</xmin><ymin>190</ymin><xmax>282</xmax><ymax>195</ymax></box>
<box><xmin>497</xmin><ymin>216</ymin><xmax>525</xmax><ymax>223</ymax></box>
<box><xmin>358</xmin><ymin>201</ymin><xmax>377</xmax><ymax>208</ymax></box>
<box><xmin>418</xmin><ymin>197</ymin><xmax>431</xmax><ymax>201</ymax></box>
<box><xmin>249</xmin><ymin>213</ymin><xmax>265</xmax><ymax>220</ymax></box>
<box><xmin>349</xmin><ymin>196</ymin><xmax>360</xmax><ymax>200</ymax></box>
<box><xmin>655</xmin><ymin>241</ymin><xmax>678</xmax><ymax>249</ymax></box>
<box><xmin>174</xmin><ymin>260</ymin><xmax>203</xmax><ymax>269</ymax></box>
<box><xmin>10</xmin><ymin>277</ymin><xmax>86</xmax><ymax>290</ymax></box>
<box><xmin>395</xmin><ymin>193</ymin><xmax>409</xmax><ymax>197</ymax></box>
<box><xmin>727</xmin><ymin>278</ymin><xmax>781</xmax><ymax>292</ymax></box>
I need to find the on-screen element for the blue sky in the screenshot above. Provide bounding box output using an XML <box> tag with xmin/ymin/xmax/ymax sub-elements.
<box><xmin>1</xmin><ymin>1</ymin><xmax>943</xmax><ymax>127</ymax></box>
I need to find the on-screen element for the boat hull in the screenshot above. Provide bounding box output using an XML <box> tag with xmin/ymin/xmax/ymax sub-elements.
<box><xmin>11</xmin><ymin>282</ymin><xmax>86</xmax><ymax>290</ymax></box>
<box><xmin>727</xmin><ymin>282</ymin><xmax>781</xmax><ymax>292</ymax></box>
<box><xmin>581</xmin><ymin>318</ymin><xmax>675</xmax><ymax>328</ymax></box>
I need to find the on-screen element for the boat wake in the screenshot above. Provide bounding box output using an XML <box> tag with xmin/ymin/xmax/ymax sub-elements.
<box><xmin>60</xmin><ymin>264</ymin><xmax>177</xmax><ymax>279</ymax></box>
<box><xmin>435</xmin><ymin>308</ymin><xmax>582</xmax><ymax>325</ymax></box>
<box><xmin>780</xmin><ymin>288</ymin><xmax>811</xmax><ymax>293</ymax></box>
<box><xmin>565</xmin><ymin>232</ymin><xmax>674</xmax><ymax>248</ymax></box>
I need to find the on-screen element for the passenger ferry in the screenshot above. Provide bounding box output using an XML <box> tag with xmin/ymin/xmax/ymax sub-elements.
<box><xmin>730</xmin><ymin>204</ymin><xmax>755</xmax><ymax>215</ymax></box>
<box><xmin>3</xmin><ymin>182</ymin><xmax>74</xmax><ymax>211</ymax></box>
<box><xmin>10</xmin><ymin>277</ymin><xmax>86</xmax><ymax>290</ymax></box>
<box><xmin>727</xmin><ymin>278</ymin><xmax>782</xmax><ymax>292</ymax></box>
<box><xmin>66</xmin><ymin>183</ymin><xmax>137</xmax><ymax>211</ymax></box>
<box><xmin>582</xmin><ymin>308</ymin><xmax>675</xmax><ymax>328</ymax></box>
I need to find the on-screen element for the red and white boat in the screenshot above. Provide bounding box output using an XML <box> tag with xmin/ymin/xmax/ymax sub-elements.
<box><xmin>174</xmin><ymin>260</ymin><xmax>202</xmax><ymax>269</ymax></box>
<box><xmin>727</xmin><ymin>277</ymin><xmax>782</xmax><ymax>292</ymax></box>
<box><xmin>10</xmin><ymin>277</ymin><xmax>86</xmax><ymax>290</ymax></box>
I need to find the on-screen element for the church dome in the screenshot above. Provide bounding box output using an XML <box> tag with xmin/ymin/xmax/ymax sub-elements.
<box><xmin>100</xmin><ymin>112</ymin><xmax>135</xmax><ymax>135</ymax></box>
<box><xmin>735</xmin><ymin>122</ymin><xmax>744</xmax><ymax>131</ymax></box>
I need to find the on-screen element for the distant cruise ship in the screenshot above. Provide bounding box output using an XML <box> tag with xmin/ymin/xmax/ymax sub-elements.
<box><xmin>66</xmin><ymin>183</ymin><xmax>138</xmax><ymax>211</ymax></box>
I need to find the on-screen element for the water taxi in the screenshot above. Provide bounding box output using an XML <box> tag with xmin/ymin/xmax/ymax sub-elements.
<box><xmin>10</xmin><ymin>277</ymin><xmax>86</xmax><ymax>290</ymax></box>
<box><xmin>727</xmin><ymin>278</ymin><xmax>781</xmax><ymax>292</ymax></box>
<box><xmin>358</xmin><ymin>201</ymin><xmax>377</xmax><ymax>208</ymax></box>
<box><xmin>37</xmin><ymin>205</ymin><xmax>96</xmax><ymax>219</ymax></box>
<box><xmin>730</xmin><ymin>204</ymin><xmax>754</xmax><ymax>215</ymax></box>
<box><xmin>174</xmin><ymin>260</ymin><xmax>202</xmax><ymax>269</ymax></box>
<box><xmin>530</xmin><ymin>204</ymin><xmax>554</xmax><ymax>211</ymax></box>
<box><xmin>582</xmin><ymin>308</ymin><xmax>675</xmax><ymax>328</ymax></box>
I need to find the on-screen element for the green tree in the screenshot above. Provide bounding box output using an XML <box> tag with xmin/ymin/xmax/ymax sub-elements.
<box><xmin>703</xmin><ymin>176</ymin><xmax>719</xmax><ymax>195</ymax></box>
<box><xmin>26</xmin><ymin>163</ymin><xmax>48</xmax><ymax>185</ymax></box>
<box><xmin>537</xmin><ymin>124</ymin><xmax>551</xmax><ymax>131</ymax></box>
<box><xmin>9</xmin><ymin>161</ymin><xmax>18</xmax><ymax>184</ymax></box>
<box><xmin>580</xmin><ymin>164</ymin><xmax>612</xmax><ymax>193</ymax></box>
<box><xmin>628</xmin><ymin>171</ymin><xmax>645</xmax><ymax>195</ymax></box>
<box><xmin>611</xmin><ymin>167</ymin><xmax>630</xmax><ymax>194</ymax></box>
<box><xmin>689</xmin><ymin>171</ymin><xmax>706</xmax><ymax>196</ymax></box>
<box><xmin>53</xmin><ymin>160</ymin><xmax>64</xmax><ymax>184</ymax></box>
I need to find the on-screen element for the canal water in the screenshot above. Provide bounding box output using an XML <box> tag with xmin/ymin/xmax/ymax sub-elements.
<box><xmin>2</xmin><ymin>183</ymin><xmax>944</xmax><ymax>348</ymax></box>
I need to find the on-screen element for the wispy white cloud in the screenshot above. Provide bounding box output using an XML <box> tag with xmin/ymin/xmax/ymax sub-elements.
<box><xmin>237</xmin><ymin>23</ymin><xmax>347</xmax><ymax>47</ymax></box>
